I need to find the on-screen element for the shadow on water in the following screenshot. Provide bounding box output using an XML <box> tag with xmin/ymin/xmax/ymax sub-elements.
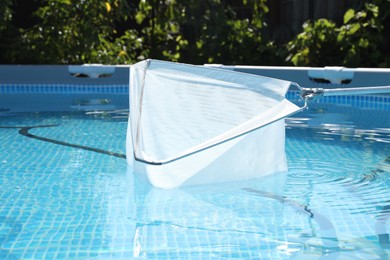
<box><xmin>0</xmin><ymin>124</ymin><xmax>126</xmax><ymax>159</ymax></box>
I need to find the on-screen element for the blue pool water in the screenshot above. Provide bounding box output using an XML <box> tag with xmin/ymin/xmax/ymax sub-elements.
<box><xmin>0</xmin><ymin>91</ymin><xmax>389</xmax><ymax>259</ymax></box>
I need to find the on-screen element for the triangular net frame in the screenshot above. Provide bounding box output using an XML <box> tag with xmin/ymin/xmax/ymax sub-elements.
<box><xmin>128</xmin><ymin>59</ymin><xmax>304</xmax><ymax>166</ymax></box>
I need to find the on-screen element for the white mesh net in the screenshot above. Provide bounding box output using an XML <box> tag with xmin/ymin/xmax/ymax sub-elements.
<box><xmin>127</xmin><ymin>59</ymin><xmax>302</xmax><ymax>188</ymax></box>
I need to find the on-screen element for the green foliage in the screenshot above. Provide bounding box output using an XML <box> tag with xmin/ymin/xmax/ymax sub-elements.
<box><xmin>6</xmin><ymin>0</ymin><xmax>138</xmax><ymax>64</ymax></box>
<box><xmin>0</xmin><ymin>0</ymin><xmax>17</xmax><ymax>63</ymax></box>
<box><xmin>1</xmin><ymin>0</ymin><xmax>388</xmax><ymax>66</ymax></box>
<box><xmin>96</xmin><ymin>30</ymin><xmax>147</xmax><ymax>64</ymax></box>
<box><xmin>200</xmin><ymin>1</ymin><xmax>267</xmax><ymax>64</ymax></box>
<box><xmin>337</xmin><ymin>1</ymin><xmax>389</xmax><ymax>67</ymax></box>
<box><xmin>2</xmin><ymin>0</ymin><xmax>277</xmax><ymax>65</ymax></box>
<box><xmin>128</xmin><ymin>0</ymin><xmax>272</xmax><ymax>65</ymax></box>
<box><xmin>174</xmin><ymin>0</ymin><xmax>274</xmax><ymax>65</ymax></box>
<box><xmin>0</xmin><ymin>0</ymin><xmax>13</xmax><ymax>31</ymax></box>
<box><xmin>286</xmin><ymin>0</ymin><xmax>390</xmax><ymax>67</ymax></box>
<box><xmin>286</xmin><ymin>19</ymin><xmax>339</xmax><ymax>66</ymax></box>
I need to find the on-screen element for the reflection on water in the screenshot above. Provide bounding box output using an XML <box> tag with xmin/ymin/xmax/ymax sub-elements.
<box><xmin>286</xmin><ymin>103</ymin><xmax>390</xmax><ymax>144</ymax></box>
<box><xmin>0</xmin><ymin>101</ymin><xmax>389</xmax><ymax>259</ymax></box>
<box><xmin>130</xmin><ymin>162</ymin><xmax>389</xmax><ymax>258</ymax></box>
<box><xmin>129</xmin><ymin>102</ymin><xmax>390</xmax><ymax>259</ymax></box>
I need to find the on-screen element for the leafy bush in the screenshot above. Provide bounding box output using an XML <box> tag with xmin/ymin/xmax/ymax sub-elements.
<box><xmin>0</xmin><ymin>0</ymin><xmax>12</xmax><ymax>31</ymax></box>
<box><xmin>1</xmin><ymin>0</ymin><xmax>388</xmax><ymax>66</ymax></box>
<box><xmin>2</xmin><ymin>0</ymin><xmax>277</xmax><ymax>65</ymax></box>
<box><xmin>286</xmin><ymin>19</ymin><xmax>339</xmax><ymax>66</ymax></box>
<box><xmin>132</xmin><ymin>0</ymin><xmax>274</xmax><ymax>65</ymax></box>
<box><xmin>6</xmin><ymin>0</ymin><xmax>137</xmax><ymax>64</ymax></box>
<box><xmin>286</xmin><ymin>1</ymin><xmax>390</xmax><ymax>67</ymax></box>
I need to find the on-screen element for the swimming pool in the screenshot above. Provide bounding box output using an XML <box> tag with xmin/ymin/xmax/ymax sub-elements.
<box><xmin>0</xmin><ymin>70</ymin><xmax>389</xmax><ymax>258</ymax></box>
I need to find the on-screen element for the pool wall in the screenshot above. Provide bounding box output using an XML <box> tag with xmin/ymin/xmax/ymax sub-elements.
<box><xmin>0</xmin><ymin>65</ymin><xmax>129</xmax><ymax>85</ymax></box>
<box><xmin>0</xmin><ymin>65</ymin><xmax>130</xmax><ymax>112</ymax></box>
<box><xmin>206</xmin><ymin>65</ymin><xmax>390</xmax><ymax>88</ymax></box>
<box><xmin>0</xmin><ymin>64</ymin><xmax>389</xmax><ymax>112</ymax></box>
<box><xmin>1</xmin><ymin>64</ymin><xmax>390</xmax><ymax>87</ymax></box>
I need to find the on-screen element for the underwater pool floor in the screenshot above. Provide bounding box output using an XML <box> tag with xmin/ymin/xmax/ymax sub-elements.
<box><xmin>0</xmin><ymin>101</ymin><xmax>389</xmax><ymax>259</ymax></box>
